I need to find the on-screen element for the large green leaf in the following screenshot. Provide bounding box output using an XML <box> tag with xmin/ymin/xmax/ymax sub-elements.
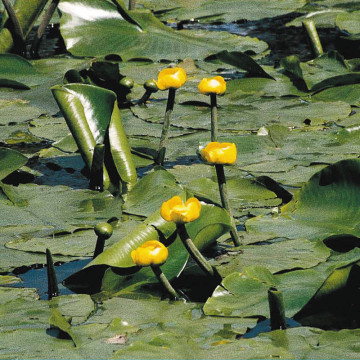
<box><xmin>52</xmin><ymin>83</ymin><xmax>137</xmax><ymax>193</ymax></box>
<box><xmin>213</xmin><ymin>239</ymin><xmax>331</xmax><ymax>277</ymax></box>
<box><xmin>0</xmin><ymin>147</ymin><xmax>27</xmax><ymax>180</ymax></box>
<box><xmin>58</xmin><ymin>0</ymin><xmax>267</xmax><ymax>60</ymax></box>
<box><xmin>204</xmin><ymin>248</ymin><xmax>360</xmax><ymax>318</ymax></box>
<box><xmin>336</xmin><ymin>10</ymin><xmax>360</xmax><ymax>34</ymax></box>
<box><xmin>215</xmin><ymin>50</ymin><xmax>274</xmax><ymax>79</ymax></box>
<box><xmin>137</xmin><ymin>0</ymin><xmax>306</xmax><ymax>22</ymax></box>
<box><xmin>0</xmin><ymin>54</ymin><xmax>36</xmax><ymax>89</ymax></box>
<box><xmin>246</xmin><ymin>159</ymin><xmax>360</xmax><ymax>241</ymax></box>
<box><xmin>123</xmin><ymin>168</ymin><xmax>184</xmax><ymax>217</ymax></box>
<box><xmin>281</xmin><ymin>51</ymin><xmax>360</xmax><ymax>92</ymax></box>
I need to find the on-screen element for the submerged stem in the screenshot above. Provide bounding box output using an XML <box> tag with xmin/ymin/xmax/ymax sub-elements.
<box><xmin>155</xmin><ymin>88</ymin><xmax>176</xmax><ymax>165</ymax></box>
<box><xmin>210</xmin><ymin>93</ymin><xmax>218</xmax><ymax>142</ymax></box>
<box><xmin>151</xmin><ymin>265</ymin><xmax>179</xmax><ymax>300</ymax></box>
<box><xmin>215</xmin><ymin>164</ymin><xmax>242</xmax><ymax>246</ymax></box>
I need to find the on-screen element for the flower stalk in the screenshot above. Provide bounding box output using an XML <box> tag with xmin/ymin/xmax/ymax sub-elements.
<box><xmin>215</xmin><ymin>164</ymin><xmax>242</xmax><ymax>246</ymax></box>
<box><xmin>176</xmin><ymin>223</ymin><xmax>215</xmax><ymax>278</ymax></box>
<box><xmin>151</xmin><ymin>264</ymin><xmax>179</xmax><ymax>300</ymax></box>
<box><xmin>154</xmin><ymin>67</ymin><xmax>187</xmax><ymax>165</ymax></box>
<box><xmin>137</xmin><ymin>80</ymin><xmax>158</xmax><ymax>105</ymax></box>
<box><xmin>210</xmin><ymin>93</ymin><xmax>218</xmax><ymax>142</ymax></box>
<box><xmin>155</xmin><ymin>87</ymin><xmax>176</xmax><ymax>165</ymax></box>
<box><xmin>93</xmin><ymin>222</ymin><xmax>113</xmax><ymax>258</ymax></box>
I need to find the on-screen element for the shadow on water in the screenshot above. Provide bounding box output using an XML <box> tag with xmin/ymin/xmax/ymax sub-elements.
<box><xmin>8</xmin><ymin>258</ymin><xmax>92</xmax><ymax>300</ymax></box>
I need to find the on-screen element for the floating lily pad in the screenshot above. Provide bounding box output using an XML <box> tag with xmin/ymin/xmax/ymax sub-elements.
<box><xmin>138</xmin><ymin>0</ymin><xmax>306</xmax><ymax>22</ymax></box>
<box><xmin>281</xmin><ymin>51</ymin><xmax>360</xmax><ymax>92</ymax></box>
<box><xmin>0</xmin><ymin>184</ymin><xmax>123</xmax><ymax>231</ymax></box>
<box><xmin>124</xmin><ymin>168</ymin><xmax>184</xmax><ymax>217</ymax></box>
<box><xmin>58</xmin><ymin>0</ymin><xmax>268</xmax><ymax>60</ymax></box>
<box><xmin>213</xmin><ymin>239</ymin><xmax>331</xmax><ymax>277</ymax></box>
<box><xmin>336</xmin><ymin>10</ymin><xmax>360</xmax><ymax>34</ymax></box>
<box><xmin>204</xmin><ymin>248</ymin><xmax>360</xmax><ymax>318</ymax></box>
<box><xmin>0</xmin><ymin>54</ymin><xmax>36</xmax><ymax>89</ymax></box>
<box><xmin>246</xmin><ymin>159</ymin><xmax>360</xmax><ymax>240</ymax></box>
<box><xmin>0</xmin><ymin>147</ymin><xmax>28</xmax><ymax>180</ymax></box>
<box><xmin>0</xmin><ymin>99</ymin><xmax>43</xmax><ymax>125</ymax></box>
<box><xmin>286</xmin><ymin>10</ymin><xmax>344</xmax><ymax>28</ymax></box>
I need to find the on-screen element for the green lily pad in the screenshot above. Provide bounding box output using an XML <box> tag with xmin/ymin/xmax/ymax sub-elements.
<box><xmin>6</xmin><ymin>218</ymin><xmax>141</xmax><ymax>257</ymax></box>
<box><xmin>0</xmin><ymin>183</ymin><xmax>123</xmax><ymax>231</ymax></box>
<box><xmin>286</xmin><ymin>10</ymin><xmax>344</xmax><ymax>28</ymax></box>
<box><xmin>246</xmin><ymin>159</ymin><xmax>360</xmax><ymax>240</ymax></box>
<box><xmin>58</xmin><ymin>0</ymin><xmax>268</xmax><ymax>60</ymax></box>
<box><xmin>124</xmin><ymin>168</ymin><xmax>184</xmax><ymax>217</ymax></box>
<box><xmin>281</xmin><ymin>51</ymin><xmax>360</xmax><ymax>92</ymax></box>
<box><xmin>311</xmin><ymin>83</ymin><xmax>360</xmax><ymax>106</ymax></box>
<box><xmin>0</xmin><ymin>99</ymin><xmax>43</xmax><ymax>125</ymax></box>
<box><xmin>186</xmin><ymin>176</ymin><xmax>280</xmax><ymax>217</ymax></box>
<box><xmin>0</xmin><ymin>54</ymin><xmax>36</xmax><ymax>89</ymax></box>
<box><xmin>137</xmin><ymin>0</ymin><xmax>306</xmax><ymax>22</ymax></box>
<box><xmin>204</xmin><ymin>248</ymin><xmax>360</xmax><ymax>318</ymax></box>
<box><xmin>336</xmin><ymin>10</ymin><xmax>360</xmax><ymax>34</ymax></box>
<box><xmin>213</xmin><ymin>239</ymin><xmax>331</xmax><ymax>277</ymax></box>
<box><xmin>0</xmin><ymin>147</ymin><xmax>28</xmax><ymax>180</ymax></box>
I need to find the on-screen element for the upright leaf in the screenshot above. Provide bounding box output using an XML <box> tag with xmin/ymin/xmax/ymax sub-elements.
<box><xmin>52</xmin><ymin>84</ymin><xmax>136</xmax><ymax>192</ymax></box>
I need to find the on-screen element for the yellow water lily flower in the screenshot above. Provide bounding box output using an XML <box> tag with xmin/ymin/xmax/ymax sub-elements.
<box><xmin>161</xmin><ymin>196</ymin><xmax>201</xmax><ymax>224</ymax></box>
<box><xmin>131</xmin><ymin>240</ymin><xmax>168</xmax><ymax>267</ymax></box>
<box><xmin>200</xmin><ymin>142</ymin><xmax>237</xmax><ymax>165</ymax></box>
<box><xmin>198</xmin><ymin>76</ymin><xmax>226</xmax><ymax>95</ymax></box>
<box><xmin>156</xmin><ymin>67</ymin><xmax>187</xmax><ymax>90</ymax></box>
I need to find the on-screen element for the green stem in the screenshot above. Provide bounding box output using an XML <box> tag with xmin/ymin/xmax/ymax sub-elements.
<box><xmin>177</xmin><ymin>223</ymin><xmax>215</xmax><ymax>278</ymax></box>
<box><xmin>151</xmin><ymin>265</ymin><xmax>179</xmax><ymax>300</ymax></box>
<box><xmin>215</xmin><ymin>164</ymin><xmax>242</xmax><ymax>246</ymax></box>
<box><xmin>268</xmin><ymin>287</ymin><xmax>287</xmax><ymax>330</ymax></box>
<box><xmin>303</xmin><ymin>19</ymin><xmax>323</xmax><ymax>57</ymax></box>
<box><xmin>210</xmin><ymin>93</ymin><xmax>218</xmax><ymax>142</ymax></box>
<box><xmin>155</xmin><ymin>88</ymin><xmax>176</xmax><ymax>165</ymax></box>
<box><xmin>30</xmin><ymin>0</ymin><xmax>60</xmax><ymax>58</ymax></box>
<box><xmin>46</xmin><ymin>248</ymin><xmax>59</xmax><ymax>300</ymax></box>
<box><xmin>1</xmin><ymin>0</ymin><xmax>25</xmax><ymax>55</ymax></box>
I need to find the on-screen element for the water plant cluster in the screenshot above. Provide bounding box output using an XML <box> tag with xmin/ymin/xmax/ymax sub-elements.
<box><xmin>2</xmin><ymin>0</ymin><xmax>360</xmax><ymax>358</ymax></box>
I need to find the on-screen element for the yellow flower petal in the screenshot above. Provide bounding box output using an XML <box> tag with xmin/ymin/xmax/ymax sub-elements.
<box><xmin>198</xmin><ymin>76</ymin><xmax>226</xmax><ymax>95</ymax></box>
<box><xmin>131</xmin><ymin>240</ymin><xmax>168</xmax><ymax>267</ymax></box>
<box><xmin>156</xmin><ymin>67</ymin><xmax>187</xmax><ymax>90</ymax></box>
<box><xmin>200</xmin><ymin>142</ymin><xmax>237</xmax><ymax>165</ymax></box>
<box><xmin>160</xmin><ymin>196</ymin><xmax>201</xmax><ymax>224</ymax></box>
